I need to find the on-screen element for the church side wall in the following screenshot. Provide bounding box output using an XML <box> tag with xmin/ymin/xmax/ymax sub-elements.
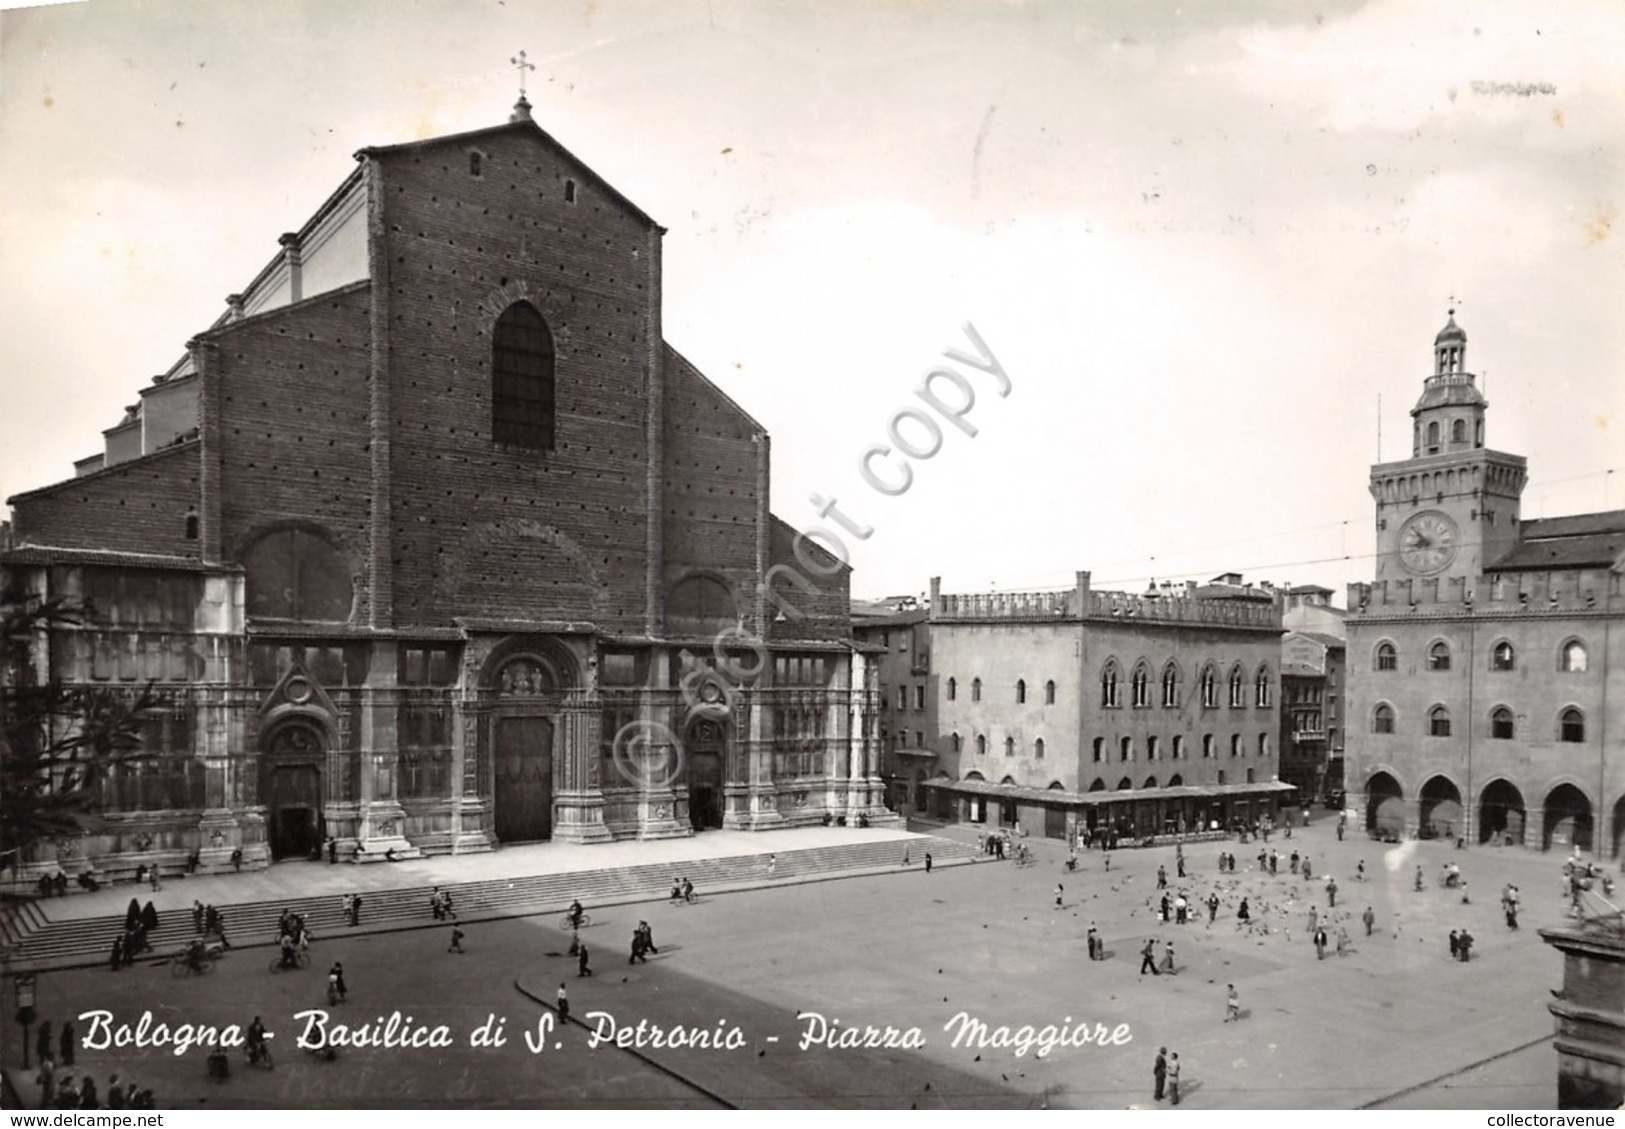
<box><xmin>661</xmin><ymin>347</ymin><xmax>764</xmax><ymax>627</ymax></box>
<box><xmin>209</xmin><ymin>289</ymin><xmax>375</xmax><ymax>590</ymax></box>
<box><xmin>9</xmin><ymin>443</ymin><xmax>201</xmax><ymax>558</ymax></box>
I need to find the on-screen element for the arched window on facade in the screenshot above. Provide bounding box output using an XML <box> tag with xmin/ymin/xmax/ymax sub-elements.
<box><xmin>971</xmin><ymin>677</ymin><xmax>982</xmax><ymax>702</ymax></box>
<box><xmin>1451</xmin><ymin>418</ymin><xmax>1466</xmax><ymax>443</ymax></box>
<box><xmin>1491</xmin><ymin>642</ymin><xmax>1515</xmax><ymax>671</ymax></box>
<box><xmin>1092</xmin><ymin>737</ymin><xmax>1104</xmax><ymax>763</ymax></box>
<box><xmin>1034</xmin><ymin>738</ymin><xmax>1045</xmax><ymax>759</ymax></box>
<box><xmin>1426</xmin><ymin>420</ymin><xmax>1440</xmax><ymax>451</ymax></box>
<box><xmin>1131</xmin><ymin>663</ymin><xmax>1150</xmax><ymax>708</ymax></box>
<box><xmin>1561</xmin><ymin>640</ymin><xmax>1589</xmax><ymax>673</ymax></box>
<box><xmin>947</xmin><ymin>677</ymin><xmax>957</xmax><ymax>701</ymax></box>
<box><xmin>1016</xmin><ymin>679</ymin><xmax>1027</xmax><ymax>704</ymax></box>
<box><xmin>1255</xmin><ymin>666</ymin><xmax>1272</xmax><ymax>708</ymax></box>
<box><xmin>1427</xmin><ymin>641</ymin><xmax>1452</xmax><ymax>671</ymax></box>
<box><xmin>1044</xmin><ymin>679</ymin><xmax>1056</xmax><ymax>705</ymax></box>
<box><xmin>1202</xmin><ymin>734</ymin><xmax>1214</xmax><ymax>758</ymax></box>
<box><xmin>1560</xmin><ymin>708</ymin><xmax>1586</xmax><ymax>743</ymax></box>
<box><xmin>1373</xmin><ymin>704</ymin><xmax>1394</xmax><ymax>734</ymax></box>
<box><xmin>1429</xmin><ymin>706</ymin><xmax>1451</xmax><ymax>737</ymax></box>
<box><xmin>1228</xmin><ymin>666</ymin><xmax>1245</xmax><ymax>708</ymax></box>
<box><xmin>1101</xmin><ymin>665</ymin><xmax>1120</xmax><ymax>708</ymax></box>
<box><xmin>1162</xmin><ymin>663</ymin><xmax>1179</xmax><ymax>708</ymax></box>
<box><xmin>1147</xmin><ymin>736</ymin><xmax>1159</xmax><ymax>761</ymax></box>
<box><xmin>1004</xmin><ymin>735</ymin><xmax>1015</xmax><ymax>757</ymax></box>
<box><xmin>1230</xmin><ymin>734</ymin><xmax>1241</xmax><ymax>757</ymax></box>
<box><xmin>1172</xmin><ymin>735</ymin><xmax>1184</xmax><ymax>760</ymax></box>
<box><xmin>1201</xmin><ymin>666</ymin><xmax>1218</xmax><ymax>708</ymax></box>
<box><xmin>1258</xmin><ymin>733</ymin><xmax>1269</xmax><ymax>757</ymax></box>
<box><xmin>1491</xmin><ymin>707</ymin><xmax>1514</xmax><ymax>739</ymax></box>
<box><xmin>1120</xmin><ymin>736</ymin><xmax>1132</xmax><ymax>762</ymax></box>
<box><xmin>951</xmin><ymin>732</ymin><xmax>963</xmax><ymax>753</ymax></box>
<box><xmin>976</xmin><ymin>734</ymin><xmax>987</xmax><ymax>756</ymax></box>
<box><xmin>492</xmin><ymin>301</ymin><xmax>557</xmax><ymax>450</ymax></box>
<box><xmin>1375</xmin><ymin>642</ymin><xmax>1397</xmax><ymax>671</ymax></box>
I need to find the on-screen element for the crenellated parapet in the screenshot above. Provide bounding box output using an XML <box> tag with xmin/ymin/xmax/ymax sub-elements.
<box><xmin>931</xmin><ymin>569</ymin><xmax>1282</xmax><ymax>629</ymax></box>
<box><xmin>1348</xmin><ymin>567</ymin><xmax>1623</xmax><ymax>620</ymax></box>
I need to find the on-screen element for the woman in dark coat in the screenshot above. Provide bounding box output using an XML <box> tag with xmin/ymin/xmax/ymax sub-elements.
<box><xmin>124</xmin><ymin>898</ymin><xmax>142</xmax><ymax>932</ymax></box>
<box><xmin>140</xmin><ymin>901</ymin><xmax>159</xmax><ymax>932</ymax></box>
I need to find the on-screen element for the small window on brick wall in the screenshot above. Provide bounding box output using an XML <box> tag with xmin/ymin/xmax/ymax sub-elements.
<box><xmin>564</xmin><ymin>178</ymin><xmax>578</xmax><ymax>204</ymax></box>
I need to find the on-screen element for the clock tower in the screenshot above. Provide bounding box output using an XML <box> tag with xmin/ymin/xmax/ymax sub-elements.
<box><xmin>1369</xmin><ymin>312</ymin><xmax>1527</xmax><ymax>584</ymax></box>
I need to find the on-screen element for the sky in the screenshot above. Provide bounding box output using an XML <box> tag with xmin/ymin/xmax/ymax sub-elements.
<box><xmin>1</xmin><ymin>0</ymin><xmax>1621</xmax><ymax>605</ymax></box>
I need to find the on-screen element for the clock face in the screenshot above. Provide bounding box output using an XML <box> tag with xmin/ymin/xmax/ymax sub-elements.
<box><xmin>1398</xmin><ymin>511</ymin><xmax>1459</xmax><ymax>575</ymax></box>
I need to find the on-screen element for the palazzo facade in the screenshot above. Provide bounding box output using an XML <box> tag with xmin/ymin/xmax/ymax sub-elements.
<box><xmin>2</xmin><ymin>99</ymin><xmax>889</xmax><ymax>878</ymax></box>
<box><xmin>1345</xmin><ymin>314</ymin><xmax>1625</xmax><ymax>853</ymax></box>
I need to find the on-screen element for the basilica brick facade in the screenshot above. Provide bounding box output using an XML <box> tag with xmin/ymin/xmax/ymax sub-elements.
<box><xmin>2</xmin><ymin>100</ymin><xmax>889</xmax><ymax>879</ymax></box>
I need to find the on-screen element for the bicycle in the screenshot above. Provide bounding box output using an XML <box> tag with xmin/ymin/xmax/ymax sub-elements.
<box><xmin>560</xmin><ymin>912</ymin><xmax>593</xmax><ymax>930</ymax></box>
<box><xmin>244</xmin><ymin>1041</ymin><xmax>275</xmax><ymax>1070</ymax></box>
<box><xmin>268</xmin><ymin>949</ymin><xmax>310</xmax><ymax>972</ymax></box>
<box><xmin>171</xmin><ymin>949</ymin><xmax>216</xmax><ymax>977</ymax></box>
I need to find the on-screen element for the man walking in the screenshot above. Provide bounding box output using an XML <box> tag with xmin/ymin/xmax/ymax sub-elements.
<box><xmin>1362</xmin><ymin>905</ymin><xmax>1376</xmax><ymax>937</ymax></box>
<box><xmin>1207</xmin><ymin>891</ymin><xmax>1220</xmax><ymax>924</ymax></box>
<box><xmin>1055</xmin><ymin>883</ymin><xmax>1064</xmax><ymax>909</ymax></box>
<box><xmin>1168</xmin><ymin>1052</ymin><xmax>1182</xmax><ymax>1105</ymax></box>
<box><xmin>1224</xmin><ymin>983</ymin><xmax>1241</xmax><ymax>1022</ymax></box>
<box><xmin>924</xmin><ymin>851</ymin><xmax>933</xmax><ymax>874</ymax></box>
<box><xmin>1153</xmin><ymin>1046</ymin><xmax>1168</xmax><ymax>1102</ymax></box>
<box><xmin>449</xmin><ymin>925</ymin><xmax>465</xmax><ymax>953</ymax></box>
<box><xmin>1139</xmin><ymin>938</ymin><xmax>1160</xmax><ymax>976</ymax></box>
<box><xmin>577</xmin><ymin>942</ymin><xmax>593</xmax><ymax>978</ymax></box>
<box><xmin>556</xmin><ymin>983</ymin><xmax>570</xmax><ymax>1024</ymax></box>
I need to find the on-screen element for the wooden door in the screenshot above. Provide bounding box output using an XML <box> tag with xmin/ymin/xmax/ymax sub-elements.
<box><xmin>494</xmin><ymin>715</ymin><xmax>553</xmax><ymax>842</ymax></box>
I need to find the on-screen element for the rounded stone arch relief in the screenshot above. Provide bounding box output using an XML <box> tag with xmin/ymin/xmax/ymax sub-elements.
<box><xmin>238</xmin><ymin>521</ymin><xmax>357</xmax><ymax>623</ymax></box>
<box><xmin>479</xmin><ymin>636</ymin><xmax>583</xmax><ymax>695</ymax></box>
<box><xmin>261</xmin><ymin>713</ymin><xmax>332</xmax><ymax>761</ymax></box>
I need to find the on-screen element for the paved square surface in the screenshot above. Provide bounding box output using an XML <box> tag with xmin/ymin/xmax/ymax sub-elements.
<box><xmin>6</xmin><ymin>817</ymin><xmax>1573</xmax><ymax>1108</ymax></box>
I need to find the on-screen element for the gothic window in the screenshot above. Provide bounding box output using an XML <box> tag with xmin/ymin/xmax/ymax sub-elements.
<box><xmin>1427</xmin><ymin>641</ymin><xmax>1452</xmax><ymax>671</ymax></box>
<box><xmin>1202</xmin><ymin>734</ymin><xmax>1214</xmax><ymax>758</ymax></box>
<box><xmin>1561</xmin><ymin>640</ymin><xmax>1588</xmax><ymax>673</ymax></box>
<box><xmin>976</xmin><ymin>734</ymin><xmax>987</xmax><ymax>756</ymax></box>
<box><xmin>1491</xmin><ymin>707</ymin><xmax>1513</xmax><ymax>739</ymax></box>
<box><xmin>1258</xmin><ymin>733</ymin><xmax>1269</xmax><ymax>757</ymax></box>
<box><xmin>1045</xmin><ymin>680</ymin><xmax>1056</xmax><ymax>705</ymax></box>
<box><xmin>1560</xmin><ymin>708</ymin><xmax>1586</xmax><ymax>744</ymax></box>
<box><xmin>1200</xmin><ymin>665</ymin><xmax>1218</xmax><ymax>708</ymax></box>
<box><xmin>1092</xmin><ymin>737</ymin><xmax>1104</xmax><ymax>763</ymax></box>
<box><xmin>971</xmin><ymin>677</ymin><xmax>982</xmax><ymax>702</ymax></box>
<box><xmin>1429</xmin><ymin>706</ymin><xmax>1451</xmax><ymax>737</ymax></box>
<box><xmin>952</xmin><ymin>733</ymin><xmax>962</xmax><ymax>753</ymax></box>
<box><xmin>1120</xmin><ymin>736</ymin><xmax>1132</xmax><ymax>762</ymax></box>
<box><xmin>1491</xmin><ymin>641</ymin><xmax>1515</xmax><ymax>671</ymax></box>
<box><xmin>1228</xmin><ymin>666</ymin><xmax>1245</xmax><ymax>708</ymax></box>
<box><xmin>1004</xmin><ymin>736</ymin><xmax>1015</xmax><ymax>757</ymax></box>
<box><xmin>1034</xmin><ymin>738</ymin><xmax>1045</xmax><ymax>759</ymax></box>
<box><xmin>492</xmin><ymin>301</ymin><xmax>556</xmax><ymax>450</ymax></box>
<box><xmin>1255</xmin><ymin>666</ymin><xmax>1272</xmax><ymax>708</ymax></box>
<box><xmin>1101</xmin><ymin>664</ymin><xmax>1120</xmax><ymax>709</ymax></box>
<box><xmin>1016</xmin><ymin>679</ymin><xmax>1027</xmax><ymax>704</ymax></box>
<box><xmin>1375</xmin><ymin>642</ymin><xmax>1397</xmax><ymax>671</ymax></box>
<box><xmin>1147</xmin><ymin>736</ymin><xmax>1159</xmax><ymax>760</ymax></box>
<box><xmin>947</xmin><ymin>677</ymin><xmax>957</xmax><ymax>701</ymax></box>
<box><xmin>1161</xmin><ymin>663</ymin><xmax>1179</xmax><ymax>708</ymax></box>
<box><xmin>1131</xmin><ymin>663</ymin><xmax>1151</xmax><ymax>708</ymax></box>
<box><xmin>1230</xmin><ymin>734</ymin><xmax>1241</xmax><ymax>757</ymax></box>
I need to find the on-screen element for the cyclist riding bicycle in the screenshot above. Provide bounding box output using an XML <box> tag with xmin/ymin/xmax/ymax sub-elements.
<box><xmin>567</xmin><ymin>900</ymin><xmax>585</xmax><ymax>930</ymax></box>
<box><xmin>186</xmin><ymin>937</ymin><xmax>210</xmax><ymax>971</ymax></box>
<box><xmin>681</xmin><ymin>878</ymin><xmax>695</xmax><ymax>903</ymax></box>
<box><xmin>279</xmin><ymin>932</ymin><xmax>298</xmax><ymax>969</ymax></box>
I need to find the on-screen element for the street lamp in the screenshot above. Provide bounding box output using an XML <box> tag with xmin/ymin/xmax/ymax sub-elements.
<box><xmin>15</xmin><ymin>973</ymin><xmax>37</xmax><ymax>1069</ymax></box>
